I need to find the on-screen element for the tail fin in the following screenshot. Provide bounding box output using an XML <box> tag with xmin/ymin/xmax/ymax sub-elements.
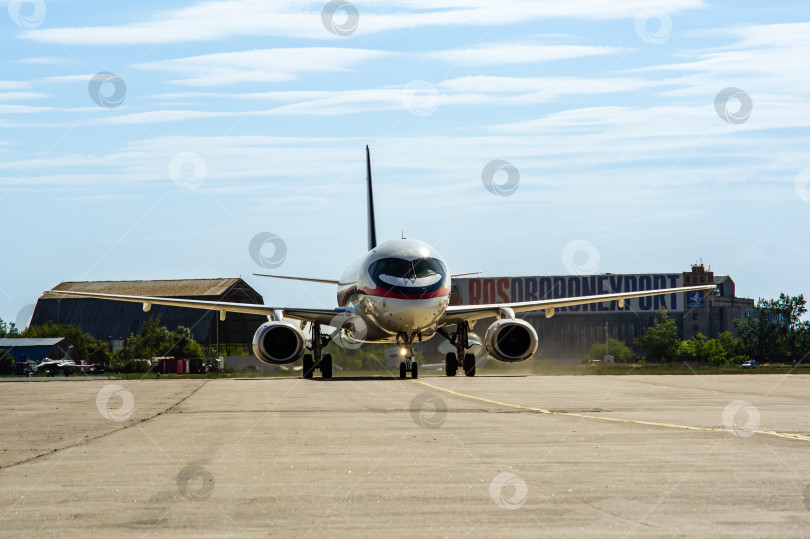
<box><xmin>366</xmin><ymin>145</ymin><xmax>377</xmax><ymax>251</ymax></box>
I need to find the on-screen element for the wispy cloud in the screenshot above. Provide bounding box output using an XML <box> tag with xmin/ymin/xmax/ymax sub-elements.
<box><xmin>145</xmin><ymin>74</ymin><xmax>662</xmax><ymax>109</ymax></box>
<box><xmin>0</xmin><ymin>104</ymin><xmax>54</xmax><ymax>114</ymax></box>
<box><xmin>17</xmin><ymin>57</ymin><xmax>73</xmax><ymax>65</ymax></box>
<box><xmin>90</xmin><ymin>110</ymin><xmax>233</xmax><ymax>125</ymax></box>
<box><xmin>20</xmin><ymin>0</ymin><xmax>706</xmax><ymax>45</ymax></box>
<box><xmin>439</xmin><ymin>75</ymin><xmax>661</xmax><ymax>94</ymax></box>
<box><xmin>89</xmin><ymin>79</ymin><xmax>657</xmax><ymax>125</ymax></box>
<box><xmin>626</xmin><ymin>21</ymin><xmax>810</xmax><ymax>102</ymax></box>
<box><xmin>39</xmin><ymin>74</ymin><xmax>114</xmax><ymax>83</ymax></box>
<box><xmin>0</xmin><ymin>92</ymin><xmax>48</xmax><ymax>102</ymax></box>
<box><xmin>697</xmin><ymin>21</ymin><xmax>810</xmax><ymax>48</ymax></box>
<box><xmin>489</xmin><ymin>102</ymin><xmax>810</xmax><ymax>138</ymax></box>
<box><xmin>0</xmin><ymin>81</ymin><xmax>30</xmax><ymax>90</ymax></box>
<box><xmin>135</xmin><ymin>47</ymin><xmax>390</xmax><ymax>87</ymax></box>
<box><xmin>425</xmin><ymin>43</ymin><xmax>623</xmax><ymax>66</ymax></box>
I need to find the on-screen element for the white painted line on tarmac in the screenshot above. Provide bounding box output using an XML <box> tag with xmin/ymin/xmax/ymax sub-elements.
<box><xmin>413</xmin><ymin>380</ymin><xmax>810</xmax><ymax>443</ymax></box>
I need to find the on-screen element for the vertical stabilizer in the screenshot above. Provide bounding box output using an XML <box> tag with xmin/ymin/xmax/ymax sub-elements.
<box><xmin>366</xmin><ymin>145</ymin><xmax>377</xmax><ymax>251</ymax></box>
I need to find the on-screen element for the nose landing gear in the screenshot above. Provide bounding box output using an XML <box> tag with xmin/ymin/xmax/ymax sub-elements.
<box><xmin>397</xmin><ymin>333</ymin><xmax>418</xmax><ymax>379</ymax></box>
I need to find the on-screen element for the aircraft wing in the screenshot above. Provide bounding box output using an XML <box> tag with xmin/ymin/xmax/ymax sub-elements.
<box><xmin>44</xmin><ymin>290</ymin><xmax>348</xmax><ymax>326</ymax></box>
<box><xmin>253</xmin><ymin>273</ymin><xmax>339</xmax><ymax>285</ymax></box>
<box><xmin>440</xmin><ymin>284</ymin><xmax>717</xmax><ymax>324</ymax></box>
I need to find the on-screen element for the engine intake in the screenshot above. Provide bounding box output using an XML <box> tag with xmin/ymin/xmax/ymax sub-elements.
<box><xmin>252</xmin><ymin>321</ymin><xmax>306</xmax><ymax>365</ymax></box>
<box><xmin>484</xmin><ymin>318</ymin><xmax>538</xmax><ymax>362</ymax></box>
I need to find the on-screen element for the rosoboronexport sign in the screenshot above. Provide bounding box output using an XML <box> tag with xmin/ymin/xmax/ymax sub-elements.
<box><xmin>451</xmin><ymin>274</ymin><xmax>685</xmax><ymax>314</ymax></box>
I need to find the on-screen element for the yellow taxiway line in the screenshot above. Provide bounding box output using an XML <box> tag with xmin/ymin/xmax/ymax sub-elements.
<box><xmin>412</xmin><ymin>380</ymin><xmax>810</xmax><ymax>443</ymax></box>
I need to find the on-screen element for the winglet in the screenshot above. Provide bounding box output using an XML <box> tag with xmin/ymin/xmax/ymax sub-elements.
<box><xmin>366</xmin><ymin>145</ymin><xmax>377</xmax><ymax>251</ymax></box>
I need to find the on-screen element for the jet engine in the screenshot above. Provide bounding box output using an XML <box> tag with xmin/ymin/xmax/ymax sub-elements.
<box><xmin>252</xmin><ymin>321</ymin><xmax>307</xmax><ymax>365</ymax></box>
<box><xmin>484</xmin><ymin>319</ymin><xmax>538</xmax><ymax>362</ymax></box>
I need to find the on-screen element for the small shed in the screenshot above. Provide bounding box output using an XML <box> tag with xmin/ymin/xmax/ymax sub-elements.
<box><xmin>0</xmin><ymin>337</ymin><xmax>79</xmax><ymax>364</ymax></box>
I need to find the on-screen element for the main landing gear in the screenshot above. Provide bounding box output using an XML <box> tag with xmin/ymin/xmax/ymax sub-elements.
<box><xmin>438</xmin><ymin>322</ymin><xmax>476</xmax><ymax>377</ymax></box>
<box><xmin>302</xmin><ymin>322</ymin><xmax>333</xmax><ymax>380</ymax></box>
<box><xmin>397</xmin><ymin>333</ymin><xmax>418</xmax><ymax>380</ymax></box>
<box><xmin>444</xmin><ymin>352</ymin><xmax>475</xmax><ymax>377</ymax></box>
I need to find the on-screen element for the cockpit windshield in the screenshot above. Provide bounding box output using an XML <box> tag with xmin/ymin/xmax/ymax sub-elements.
<box><xmin>412</xmin><ymin>258</ymin><xmax>445</xmax><ymax>278</ymax></box>
<box><xmin>370</xmin><ymin>257</ymin><xmax>446</xmax><ymax>280</ymax></box>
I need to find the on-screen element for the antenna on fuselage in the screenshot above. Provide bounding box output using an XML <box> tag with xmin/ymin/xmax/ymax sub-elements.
<box><xmin>366</xmin><ymin>145</ymin><xmax>377</xmax><ymax>251</ymax></box>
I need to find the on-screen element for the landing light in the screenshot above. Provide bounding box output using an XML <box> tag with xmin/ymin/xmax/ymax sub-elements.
<box><xmin>399</xmin><ymin>347</ymin><xmax>407</xmax><ymax>356</ymax></box>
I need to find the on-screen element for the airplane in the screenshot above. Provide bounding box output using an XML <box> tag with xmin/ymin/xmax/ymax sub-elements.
<box><xmin>47</xmin><ymin>146</ymin><xmax>717</xmax><ymax>380</ymax></box>
<box><xmin>35</xmin><ymin>359</ymin><xmax>93</xmax><ymax>374</ymax></box>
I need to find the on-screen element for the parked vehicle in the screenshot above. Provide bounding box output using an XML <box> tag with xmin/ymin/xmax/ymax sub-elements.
<box><xmin>742</xmin><ymin>360</ymin><xmax>757</xmax><ymax>369</ymax></box>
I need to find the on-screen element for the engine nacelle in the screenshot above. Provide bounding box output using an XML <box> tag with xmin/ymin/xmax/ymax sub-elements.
<box><xmin>484</xmin><ymin>318</ymin><xmax>538</xmax><ymax>362</ymax></box>
<box><xmin>252</xmin><ymin>321</ymin><xmax>307</xmax><ymax>365</ymax></box>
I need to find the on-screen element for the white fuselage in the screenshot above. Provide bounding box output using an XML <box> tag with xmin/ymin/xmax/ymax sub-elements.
<box><xmin>335</xmin><ymin>239</ymin><xmax>450</xmax><ymax>343</ymax></box>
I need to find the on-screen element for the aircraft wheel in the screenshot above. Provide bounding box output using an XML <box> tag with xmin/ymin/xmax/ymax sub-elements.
<box><xmin>411</xmin><ymin>362</ymin><xmax>418</xmax><ymax>379</ymax></box>
<box><xmin>463</xmin><ymin>353</ymin><xmax>476</xmax><ymax>377</ymax></box>
<box><xmin>399</xmin><ymin>362</ymin><xmax>406</xmax><ymax>379</ymax></box>
<box><xmin>321</xmin><ymin>354</ymin><xmax>333</xmax><ymax>379</ymax></box>
<box><xmin>303</xmin><ymin>354</ymin><xmax>315</xmax><ymax>379</ymax></box>
<box><xmin>445</xmin><ymin>353</ymin><xmax>458</xmax><ymax>377</ymax></box>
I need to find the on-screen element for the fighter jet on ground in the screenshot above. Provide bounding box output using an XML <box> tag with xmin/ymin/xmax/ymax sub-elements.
<box><xmin>34</xmin><ymin>359</ymin><xmax>95</xmax><ymax>374</ymax></box>
<box><xmin>48</xmin><ymin>147</ymin><xmax>716</xmax><ymax>379</ymax></box>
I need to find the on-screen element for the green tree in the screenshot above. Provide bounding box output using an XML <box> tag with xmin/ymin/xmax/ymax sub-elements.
<box><xmin>0</xmin><ymin>318</ymin><xmax>20</xmax><ymax>338</ymax></box>
<box><xmin>587</xmin><ymin>338</ymin><xmax>636</xmax><ymax>363</ymax></box>
<box><xmin>716</xmin><ymin>331</ymin><xmax>741</xmax><ymax>358</ymax></box>
<box><xmin>676</xmin><ymin>333</ymin><xmax>737</xmax><ymax>365</ymax></box>
<box><xmin>635</xmin><ymin>310</ymin><xmax>680</xmax><ymax>363</ymax></box>
<box><xmin>173</xmin><ymin>325</ymin><xmax>204</xmax><ymax>360</ymax></box>
<box><xmin>735</xmin><ymin>293</ymin><xmax>807</xmax><ymax>363</ymax></box>
<box><xmin>676</xmin><ymin>334</ymin><xmax>703</xmax><ymax>362</ymax></box>
<box><xmin>85</xmin><ymin>337</ymin><xmax>113</xmax><ymax>364</ymax></box>
<box><xmin>116</xmin><ymin>359</ymin><xmax>150</xmax><ymax>373</ymax></box>
<box><xmin>792</xmin><ymin>325</ymin><xmax>810</xmax><ymax>364</ymax></box>
<box><xmin>117</xmin><ymin>317</ymin><xmax>204</xmax><ymax>362</ymax></box>
<box><xmin>0</xmin><ymin>349</ymin><xmax>14</xmax><ymax>374</ymax></box>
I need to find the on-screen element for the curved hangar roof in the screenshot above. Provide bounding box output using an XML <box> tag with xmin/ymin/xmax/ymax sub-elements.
<box><xmin>33</xmin><ymin>278</ymin><xmax>266</xmax><ymax>344</ymax></box>
<box><xmin>45</xmin><ymin>278</ymin><xmax>246</xmax><ymax>298</ymax></box>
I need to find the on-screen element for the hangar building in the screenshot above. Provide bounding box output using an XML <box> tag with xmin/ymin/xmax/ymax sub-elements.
<box><xmin>0</xmin><ymin>337</ymin><xmax>78</xmax><ymax>364</ymax></box>
<box><xmin>32</xmin><ymin>278</ymin><xmax>267</xmax><ymax>355</ymax></box>
<box><xmin>450</xmin><ymin>264</ymin><xmax>754</xmax><ymax>359</ymax></box>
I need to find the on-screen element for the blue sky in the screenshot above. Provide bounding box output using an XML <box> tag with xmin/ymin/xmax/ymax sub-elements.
<box><xmin>1</xmin><ymin>0</ymin><xmax>809</xmax><ymax>327</ymax></box>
